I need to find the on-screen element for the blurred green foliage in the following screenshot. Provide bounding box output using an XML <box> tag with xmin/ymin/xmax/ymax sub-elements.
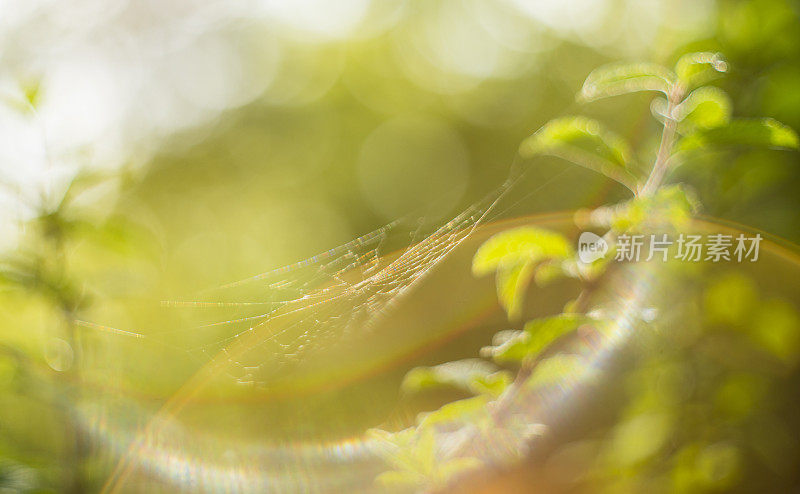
<box><xmin>370</xmin><ymin>46</ymin><xmax>799</xmax><ymax>493</ymax></box>
<box><xmin>0</xmin><ymin>0</ymin><xmax>799</xmax><ymax>492</ymax></box>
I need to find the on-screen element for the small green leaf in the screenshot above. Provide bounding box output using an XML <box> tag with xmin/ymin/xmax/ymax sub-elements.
<box><xmin>533</xmin><ymin>259</ymin><xmax>573</xmax><ymax>286</ymax></box>
<box><xmin>470</xmin><ymin>371</ymin><xmax>512</xmax><ymax>397</ymax></box>
<box><xmin>521</xmin><ymin>314</ymin><xmax>592</xmax><ymax>359</ymax></box>
<box><xmin>519</xmin><ymin>116</ymin><xmax>638</xmax><ymax>190</ymax></box>
<box><xmin>496</xmin><ymin>260</ymin><xmax>536</xmax><ymax>320</ymax></box>
<box><xmin>609</xmin><ymin>184</ymin><xmax>698</xmax><ymax>232</ymax></box>
<box><xmin>608</xmin><ymin>200</ymin><xmax>655</xmax><ymax>232</ymax></box>
<box><xmin>481</xmin><ymin>314</ymin><xmax>591</xmax><ymax>364</ymax></box>
<box><xmin>418</xmin><ymin>396</ymin><xmax>490</xmax><ymax>428</ymax></box>
<box><xmin>472</xmin><ymin>227</ymin><xmax>573</xmax><ymax>277</ymax></box>
<box><xmin>579</xmin><ymin>62</ymin><xmax>675</xmax><ymax>101</ymax></box>
<box><xmin>527</xmin><ymin>354</ymin><xmax>593</xmax><ymax>388</ymax></box>
<box><xmin>675</xmin><ymin>52</ymin><xmax>728</xmax><ymax>90</ymax></box>
<box><xmin>677</xmin><ymin>118</ymin><xmax>799</xmax><ymax>152</ymax></box>
<box><xmin>401</xmin><ymin>359</ymin><xmax>498</xmax><ymax>394</ymax></box>
<box><xmin>651</xmin><ymin>185</ymin><xmax>698</xmax><ymax>230</ymax></box>
<box><xmin>674</xmin><ymin>87</ymin><xmax>732</xmax><ymax>131</ymax></box>
<box><xmin>480</xmin><ymin>330</ymin><xmax>529</xmax><ymax>364</ymax></box>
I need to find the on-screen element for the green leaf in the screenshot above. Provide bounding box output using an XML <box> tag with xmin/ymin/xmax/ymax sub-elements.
<box><xmin>523</xmin><ymin>314</ymin><xmax>593</xmax><ymax>356</ymax></box>
<box><xmin>677</xmin><ymin>118</ymin><xmax>799</xmax><ymax>152</ymax></box>
<box><xmin>418</xmin><ymin>396</ymin><xmax>490</xmax><ymax>428</ymax></box>
<box><xmin>481</xmin><ymin>314</ymin><xmax>591</xmax><ymax>364</ymax></box>
<box><xmin>579</xmin><ymin>62</ymin><xmax>675</xmax><ymax>101</ymax></box>
<box><xmin>472</xmin><ymin>227</ymin><xmax>573</xmax><ymax>277</ymax></box>
<box><xmin>607</xmin><ymin>198</ymin><xmax>652</xmax><ymax>232</ymax></box>
<box><xmin>470</xmin><ymin>371</ymin><xmax>512</xmax><ymax>397</ymax></box>
<box><xmin>473</xmin><ymin>227</ymin><xmax>573</xmax><ymax>319</ymax></box>
<box><xmin>519</xmin><ymin>116</ymin><xmax>638</xmax><ymax>190</ymax></box>
<box><xmin>401</xmin><ymin>359</ymin><xmax>499</xmax><ymax>394</ymax></box>
<box><xmin>527</xmin><ymin>354</ymin><xmax>593</xmax><ymax>388</ymax></box>
<box><xmin>480</xmin><ymin>330</ymin><xmax>529</xmax><ymax>364</ymax></box>
<box><xmin>674</xmin><ymin>87</ymin><xmax>732</xmax><ymax>131</ymax></box>
<box><xmin>496</xmin><ymin>260</ymin><xmax>536</xmax><ymax>320</ymax></box>
<box><xmin>675</xmin><ymin>52</ymin><xmax>728</xmax><ymax>90</ymax></box>
<box><xmin>533</xmin><ymin>258</ymin><xmax>573</xmax><ymax>286</ymax></box>
<box><xmin>608</xmin><ymin>184</ymin><xmax>698</xmax><ymax>232</ymax></box>
<box><xmin>650</xmin><ymin>185</ymin><xmax>698</xmax><ymax>230</ymax></box>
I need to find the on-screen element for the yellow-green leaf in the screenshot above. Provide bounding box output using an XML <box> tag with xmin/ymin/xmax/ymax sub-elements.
<box><xmin>481</xmin><ymin>314</ymin><xmax>591</xmax><ymax>364</ymax></box>
<box><xmin>677</xmin><ymin>118</ymin><xmax>799</xmax><ymax>152</ymax></box>
<box><xmin>519</xmin><ymin>116</ymin><xmax>638</xmax><ymax>190</ymax></box>
<box><xmin>401</xmin><ymin>359</ymin><xmax>498</xmax><ymax>394</ymax></box>
<box><xmin>609</xmin><ymin>184</ymin><xmax>698</xmax><ymax>232</ymax></box>
<box><xmin>418</xmin><ymin>396</ymin><xmax>490</xmax><ymax>428</ymax></box>
<box><xmin>472</xmin><ymin>226</ymin><xmax>573</xmax><ymax>277</ymax></box>
<box><xmin>496</xmin><ymin>260</ymin><xmax>536</xmax><ymax>320</ymax></box>
<box><xmin>470</xmin><ymin>371</ymin><xmax>512</xmax><ymax>397</ymax></box>
<box><xmin>579</xmin><ymin>62</ymin><xmax>675</xmax><ymax>101</ymax></box>
<box><xmin>674</xmin><ymin>87</ymin><xmax>732</xmax><ymax>131</ymax></box>
<box><xmin>527</xmin><ymin>354</ymin><xmax>593</xmax><ymax>388</ymax></box>
<box><xmin>675</xmin><ymin>52</ymin><xmax>728</xmax><ymax>90</ymax></box>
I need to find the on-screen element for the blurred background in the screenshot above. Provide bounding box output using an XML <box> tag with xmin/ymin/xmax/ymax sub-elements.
<box><xmin>0</xmin><ymin>0</ymin><xmax>798</xmax><ymax>492</ymax></box>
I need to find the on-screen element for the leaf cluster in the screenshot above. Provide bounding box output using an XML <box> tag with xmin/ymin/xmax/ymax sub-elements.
<box><xmin>370</xmin><ymin>52</ymin><xmax>799</xmax><ymax>492</ymax></box>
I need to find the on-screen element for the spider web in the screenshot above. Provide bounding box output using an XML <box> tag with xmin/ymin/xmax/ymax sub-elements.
<box><xmin>82</xmin><ymin>175</ymin><xmax>521</xmax><ymax>389</ymax></box>
<box><xmin>80</xmin><ymin>160</ymin><xmax>599</xmax><ymax>493</ymax></box>
<box><xmin>205</xmin><ymin>183</ymin><xmax>514</xmax><ymax>386</ymax></box>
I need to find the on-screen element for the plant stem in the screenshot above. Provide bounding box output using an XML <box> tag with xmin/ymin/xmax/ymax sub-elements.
<box><xmin>640</xmin><ymin>88</ymin><xmax>683</xmax><ymax>196</ymax></box>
